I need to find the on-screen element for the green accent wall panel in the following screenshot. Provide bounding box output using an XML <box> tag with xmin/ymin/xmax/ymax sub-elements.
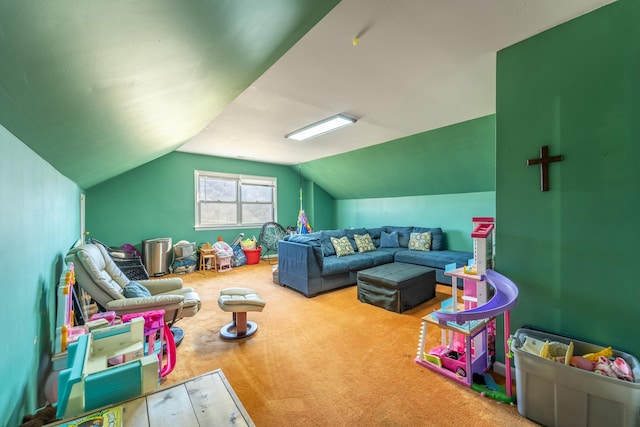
<box><xmin>301</xmin><ymin>115</ymin><xmax>496</xmax><ymax>200</ymax></box>
<box><xmin>309</xmin><ymin>181</ymin><xmax>335</xmax><ymax>231</ymax></box>
<box><xmin>289</xmin><ymin>166</ymin><xmax>336</xmax><ymax>232</ymax></box>
<box><xmin>0</xmin><ymin>125</ymin><xmax>80</xmax><ymax>425</ymax></box>
<box><xmin>336</xmin><ymin>191</ymin><xmax>495</xmax><ymax>251</ymax></box>
<box><xmin>496</xmin><ymin>0</ymin><xmax>640</xmax><ymax>357</ymax></box>
<box><xmin>86</xmin><ymin>152</ymin><xmax>304</xmax><ymax>249</ymax></box>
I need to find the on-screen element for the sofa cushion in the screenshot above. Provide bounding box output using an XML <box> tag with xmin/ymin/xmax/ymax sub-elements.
<box><xmin>432</xmin><ymin>234</ymin><xmax>444</xmax><ymax>251</ymax></box>
<box><xmin>380</xmin><ymin>231</ymin><xmax>399</xmax><ymax>248</ymax></box>
<box><xmin>285</xmin><ymin>232</ymin><xmax>321</xmax><ymax>246</ymax></box>
<box><xmin>354</xmin><ymin>233</ymin><xmax>376</xmax><ymax>253</ymax></box>
<box><xmin>321</xmin><ymin>256</ymin><xmax>351</xmax><ymax>276</ymax></box>
<box><xmin>320</xmin><ymin>230</ymin><xmax>346</xmax><ymax>256</ymax></box>
<box><xmin>346</xmin><ymin>254</ymin><xmax>375</xmax><ymax>271</ymax></box>
<box><xmin>344</xmin><ymin>228</ymin><xmax>368</xmax><ymax>250</ymax></box>
<box><xmin>383</xmin><ymin>226</ymin><xmax>413</xmax><ymax>247</ymax></box>
<box><xmin>365</xmin><ymin>227</ymin><xmax>383</xmax><ymax>247</ymax></box>
<box><xmin>413</xmin><ymin>227</ymin><xmax>444</xmax><ymax>251</ymax></box>
<box><xmin>394</xmin><ymin>249</ymin><xmax>471</xmax><ymax>271</ymax></box>
<box><xmin>362</xmin><ymin>249</ymin><xmax>396</xmax><ymax>265</ymax></box>
<box><xmin>409</xmin><ymin>232</ymin><xmax>432</xmax><ymax>252</ymax></box>
<box><xmin>330</xmin><ymin>236</ymin><xmax>356</xmax><ymax>257</ymax></box>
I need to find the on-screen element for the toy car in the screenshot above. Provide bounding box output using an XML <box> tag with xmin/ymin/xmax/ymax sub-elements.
<box><xmin>425</xmin><ymin>346</ymin><xmax>467</xmax><ymax>377</ymax></box>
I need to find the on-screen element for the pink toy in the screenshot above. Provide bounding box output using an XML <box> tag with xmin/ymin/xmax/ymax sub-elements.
<box><xmin>416</xmin><ymin>217</ymin><xmax>519</xmax><ymax>403</ymax></box>
<box><xmin>427</xmin><ymin>346</ymin><xmax>468</xmax><ymax>378</ymax></box>
<box><xmin>54</xmin><ymin>263</ymin><xmax>87</xmax><ymax>354</ymax></box>
<box><xmin>122</xmin><ymin>310</ymin><xmax>176</xmax><ymax>377</ymax></box>
<box><xmin>89</xmin><ymin>311</ymin><xmax>118</xmax><ymax>325</ymax></box>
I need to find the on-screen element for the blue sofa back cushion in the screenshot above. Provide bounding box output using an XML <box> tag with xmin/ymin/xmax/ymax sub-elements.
<box><xmin>285</xmin><ymin>232</ymin><xmax>321</xmax><ymax>247</ymax></box>
<box><xmin>382</xmin><ymin>226</ymin><xmax>413</xmax><ymax>247</ymax></box>
<box><xmin>344</xmin><ymin>228</ymin><xmax>368</xmax><ymax>249</ymax></box>
<box><xmin>365</xmin><ymin>227</ymin><xmax>382</xmax><ymax>247</ymax></box>
<box><xmin>380</xmin><ymin>231</ymin><xmax>399</xmax><ymax>248</ymax></box>
<box><xmin>413</xmin><ymin>227</ymin><xmax>444</xmax><ymax>251</ymax></box>
<box><xmin>319</xmin><ymin>230</ymin><xmax>347</xmax><ymax>256</ymax></box>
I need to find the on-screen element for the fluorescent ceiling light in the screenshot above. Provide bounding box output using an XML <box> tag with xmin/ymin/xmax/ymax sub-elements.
<box><xmin>285</xmin><ymin>114</ymin><xmax>356</xmax><ymax>141</ymax></box>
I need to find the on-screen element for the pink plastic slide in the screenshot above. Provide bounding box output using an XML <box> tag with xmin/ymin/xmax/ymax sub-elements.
<box><xmin>434</xmin><ymin>270</ymin><xmax>519</xmax><ymax>325</ymax></box>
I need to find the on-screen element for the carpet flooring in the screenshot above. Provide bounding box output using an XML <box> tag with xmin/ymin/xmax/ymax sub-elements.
<box><xmin>162</xmin><ymin>260</ymin><xmax>539</xmax><ymax>426</ymax></box>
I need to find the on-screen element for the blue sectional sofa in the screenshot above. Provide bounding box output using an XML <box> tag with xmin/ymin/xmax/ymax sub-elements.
<box><xmin>277</xmin><ymin>225</ymin><xmax>472</xmax><ymax>297</ymax></box>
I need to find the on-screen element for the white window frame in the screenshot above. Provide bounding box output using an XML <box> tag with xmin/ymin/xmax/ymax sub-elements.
<box><xmin>194</xmin><ymin>170</ymin><xmax>277</xmax><ymax>230</ymax></box>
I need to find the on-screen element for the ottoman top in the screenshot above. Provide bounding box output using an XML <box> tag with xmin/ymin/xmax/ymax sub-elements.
<box><xmin>357</xmin><ymin>262</ymin><xmax>434</xmax><ymax>290</ymax></box>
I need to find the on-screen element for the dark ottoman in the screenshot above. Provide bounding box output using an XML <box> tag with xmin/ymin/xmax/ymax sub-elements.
<box><xmin>357</xmin><ymin>262</ymin><xmax>436</xmax><ymax>313</ymax></box>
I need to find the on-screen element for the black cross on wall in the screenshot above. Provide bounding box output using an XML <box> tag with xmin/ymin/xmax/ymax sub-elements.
<box><xmin>527</xmin><ymin>145</ymin><xmax>563</xmax><ymax>192</ymax></box>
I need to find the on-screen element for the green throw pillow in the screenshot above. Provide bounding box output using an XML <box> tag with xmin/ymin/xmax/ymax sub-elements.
<box><xmin>354</xmin><ymin>233</ymin><xmax>376</xmax><ymax>253</ymax></box>
<box><xmin>408</xmin><ymin>232</ymin><xmax>432</xmax><ymax>252</ymax></box>
<box><xmin>330</xmin><ymin>236</ymin><xmax>355</xmax><ymax>257</ymax></box>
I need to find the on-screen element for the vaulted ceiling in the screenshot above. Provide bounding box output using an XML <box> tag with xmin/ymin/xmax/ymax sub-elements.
<box><xmin>0</xmin><ymin>0</ymin><xmax>614</xmax><ymax>189</ymax></box>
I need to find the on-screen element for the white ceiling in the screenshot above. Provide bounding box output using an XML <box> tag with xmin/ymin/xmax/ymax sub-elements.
<box><xmin>177</xmin><ymin>0</ymin><xmax>615</xmax><ymax>165</ymax></box>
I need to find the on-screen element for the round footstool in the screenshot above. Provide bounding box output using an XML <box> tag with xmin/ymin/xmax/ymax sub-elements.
<box><xmin>218</xmin><ymin>288</ymin><xmax>266</xmax><ymax>339</ymax></box>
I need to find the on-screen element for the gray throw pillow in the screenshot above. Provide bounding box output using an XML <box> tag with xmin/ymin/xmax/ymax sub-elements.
<box><xmin>380</xmin><ymin>231</ymin><xmax>399</xmax><ymax>248</ymax></box>
<box><xmin>122</xmin><ymin>281</ymin><xmax>151</xmax><ymax>298</ymax></box>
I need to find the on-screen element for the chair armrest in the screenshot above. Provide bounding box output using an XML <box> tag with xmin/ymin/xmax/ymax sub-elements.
<box><xmin>138</xmin><ymin>277</ymin><xmax>183</xmax><ymax>294</ymax></box>
<box><xmin>105</xmin><ymin>294</ymin><xmax>184</xmax><ymax>313</ymax></box>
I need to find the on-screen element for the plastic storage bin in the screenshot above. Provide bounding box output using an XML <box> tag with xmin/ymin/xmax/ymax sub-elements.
<box><xmin>512</xmin><ymin>327</ymin><xmax>640</xmax><ymax>427</ymax></box>
<box><xmin>243</xmin><ymin>247</ymin><xmax>262</xmax><ymax>265</ymax></box>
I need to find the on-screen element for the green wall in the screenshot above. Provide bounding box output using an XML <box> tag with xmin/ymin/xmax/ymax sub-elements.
<box><xmin>307</xmin><ymin>180</ymin><xmax>335</xmax><ymax>231</ymax></box>
<box><xmin>88</xmin><ymin>115</ymin><xmax>496</xmax><ymax>252</ymax></box>
<box><xmin>336</xmin><ymin>192</ymin><xmax>495</xmax><ymax>252</ymax></box>
<box><xmin>496</xmin><ymin>0</ymin><xmax>640</xmax><ymax>357</ymax></box>
<box><xmin>86</xmin><ymin>152</ymin><xmax>305</xmax><ymax>250</ymax></box>
<box><xmin>327</xmin><ymin>115</ymin><xmax>496</xmax><ymax>250</ymax></box>
<box><xmin>302</xmin><ymin>115</ymin><xmax>496</xmax><ymax>200</ymax></box>
<box><xmin>0</xmin><ymin>125</ymin><xmax>80</xmax><ymax>427</ymax></box>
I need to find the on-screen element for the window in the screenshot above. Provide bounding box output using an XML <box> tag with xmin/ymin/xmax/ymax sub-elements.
<box><xmin>195</xmin><ymin>170</ymin><xmax>277</xmax><ymax>229</ymax></box>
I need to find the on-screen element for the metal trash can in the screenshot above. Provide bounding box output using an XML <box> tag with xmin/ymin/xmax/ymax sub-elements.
<box><xmin>142</xmin><ymin>237</ymin><xmax>172</xmax><ymax>276</ymax></box>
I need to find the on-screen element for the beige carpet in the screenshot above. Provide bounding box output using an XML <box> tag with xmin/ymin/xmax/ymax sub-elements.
<box><xmin>163</xmin><ymin>261</ymin><xmax>539</xmax><ymax>427</ymax></box>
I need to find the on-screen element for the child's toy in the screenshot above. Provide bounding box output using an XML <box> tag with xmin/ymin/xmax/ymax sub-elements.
<box><xmin>426</xmin><ymin>346</ymin><xmax>468</xmax><ymax>377</ymax></box>
<box><xmin>297</xmin><ymin>184</ymin><xmax>313</xmax><ymax>234</ymax></box>
<box><xmin>122</xmin><ymin>310</ymin><xmax>176</xmax><ymax>378</ymax></box>
<box><xmin>213</xmin><ymin>240</ymin><xmax>234</xmax><ymax>272</ymax></box>
<box><xmin>416</xmin><ymin>217</ymin><xmax>519</xmax><ymax>403</ymax></box>
<box><xmin>89</xmin><ymin>311</ymin><xmax>118</xmax><ymax>325</ymax></box>
<box><xmin>55</xmin><ymin>317</ymin><xmax>159</xmax><ymax>419</ymax></box>
<box><xmin>583</xmin><ymin>346</ymin><xmax>613</xmax><ymax>362</ymax></box>
<box><xmin>54</xmin><ymin>263</ymin><xmax>87</xmax><ymax>355</ymax></box>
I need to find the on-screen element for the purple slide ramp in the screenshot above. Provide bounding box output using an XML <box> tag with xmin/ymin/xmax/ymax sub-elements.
<box><xmin>434</xmin><ymin>270</ymin><xmax>519</xmax><ymax>325</ymax></box>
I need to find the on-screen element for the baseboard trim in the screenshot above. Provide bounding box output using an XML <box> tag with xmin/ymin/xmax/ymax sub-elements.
<box><xmin>493</xmin><ymin>361</ymin><xmax>516</xmax><ymax>379</ymax></box>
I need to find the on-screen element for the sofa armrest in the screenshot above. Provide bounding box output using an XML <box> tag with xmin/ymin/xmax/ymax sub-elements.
<box><xmin>138</xmin><ymin>277</ymin><xmax>183</xmax><ymax>294</ymax></box>
<box><xmin>105</xmin><ymin>294</ymin><xmax>184</xmax><ymax>314</ymax></box>
<box><xmin>278</xmin><ymin>240</ymin><xmax>323</xmax><ymax>296</ymax></box>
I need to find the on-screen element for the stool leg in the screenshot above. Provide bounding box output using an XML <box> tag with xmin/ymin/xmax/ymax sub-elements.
<box><xmin>220</xmin><ymin>311</ymin><xmax>258</xmax><ymax>339</ymax></box>
<box><xmin>235</xmin><ymin>312</ymin><xmax>247</xmax><ymax>335</ymax></box>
